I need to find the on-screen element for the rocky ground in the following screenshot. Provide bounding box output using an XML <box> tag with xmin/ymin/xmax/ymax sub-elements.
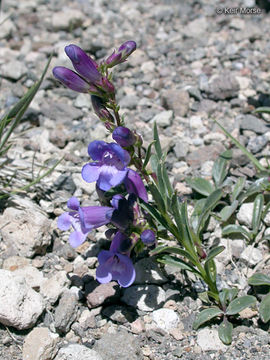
<box><xmin>0</xmin><ymin>0</ymin><xmax>270</xmax><ymax>359</ymax></box>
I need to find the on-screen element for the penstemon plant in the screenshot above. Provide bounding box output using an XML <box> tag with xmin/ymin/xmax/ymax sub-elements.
<box><xmin>54</xmin><ymin>41</ymin><xmax>259</xmax><ymax>344</ymax></box>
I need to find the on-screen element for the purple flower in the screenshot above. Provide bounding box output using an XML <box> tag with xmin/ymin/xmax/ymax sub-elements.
<box><xmin>91</xmin><ymin>95</ymin><xmax>114</xmax><ymax>122</ymax></box>
<box><xmin>82</xmin><ymin>140</ymin><xmax>130</xmax><ymax>191</ymax></box>
<box><xmin>65</xmin><ymin>44</ymin><xmax>101</xmax><ymax>83</ymax></box>
<box><xmin>141</xmin><ymin>229</ymin><xmax>156</xmax><ymax>246</ymax></box>
<box><xmin>96</xmin><ymin>231</ymin><xmax>135</xmax><ymax>287</ymax></box>
<box><xmin>112</xmin><ymin>126</ymin><xmax>136</xmax><ymax>147</ymax></box>
<box><xmin>52</xmin><ymin>67</ymin><xmax>99</xmax><ymax>93</ymax></box>
<box><xmin>57</xmin><ymin>197</ymin><xmax>113</xmax><ymax>247</ymax></box>
<box><xmin>106</xmin><ymin>41</ymin><xmax>137</xmax><ymax>68</ymax></box>
<box><xmin>124</xmin><ymin>169</ymin><xmax>148</xmax><ymax>203</ymax></box>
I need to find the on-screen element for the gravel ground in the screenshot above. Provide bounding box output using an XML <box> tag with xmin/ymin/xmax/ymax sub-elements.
<box><xmin>0</xmin><ymin>0</ymin><xmax>270</xmax><ymax>359</ymax></box>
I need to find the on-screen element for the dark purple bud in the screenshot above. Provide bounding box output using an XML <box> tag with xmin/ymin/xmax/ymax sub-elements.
<box><xmin>53</xmin><ymin>67</ymin><xmax>93</xmax><ymax>93</ymax></box>
<box><xmin>112</xmin><ymin>126</ymin><xmax>136</xmax><ymax>147</ymax></box>
<box><xmin>65</xmin><ymin>44</ymin><xmax>101</xmax><ymax>83</ymax></box>
<box><xmin>141</xmin><ymin>229</ymin><xmax>156</xmax><ymax>246</ymax></box>
<box><xmin>106</xmin><ymin>40</ymin><xmax>136</xmax><ymax>68</ymax></box>
<box><xmin>98</xmin><ymin>77</ymin><xmax>115</xmax><ymax>94</ymax></box>
<box><xmin>125</xmin><ymin>169</ymin><xmax>148</xmax><ymax>203</ymax></box>
<box><xmin>91</xmin><ymin>95</ymin><xmax>114</xmax><ymax>122</ymax></box>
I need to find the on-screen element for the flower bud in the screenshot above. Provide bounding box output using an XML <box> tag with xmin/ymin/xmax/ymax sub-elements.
<box><xmin>106</xmin><ymin>40</ymin><xmax>136</xmax><ymax>68</ymax></box>
<box><xmin>141</xmin><ymin>229</ymin><xmax>156</xmax><ymax>246</ymax></box>
<box><xmin>99</xmin><ymin>77</ymin><xmax>115</xmax><ymax>94</ymax></box>
<box><xmin>53</xmin><ymin>67</ymin><xmax>93</xmax><ymax>93</ymax></box>
<box><xmin>112</xmin><ymin>126</ymin><xmax>136</xmax><ymax>147</ymax></box>
<box><xmin>65</xmin><ymin>44</ymin><xmax>101</xmax><ymax>83</ymax></box>
<box><xmin>91</xmin><ymin>95</ymin><xmax>114</xmax><ymax>122</ymax></box>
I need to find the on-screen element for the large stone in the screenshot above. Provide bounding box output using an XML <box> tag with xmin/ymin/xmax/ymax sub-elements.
<box><xmin>121</xmin><ymin>285</ymin><xmax>166</xmax><ymax>311</ymax></box>
<box><xmin>151</xmin><ymin>110</ymin><xmax>173</xmax><ymax>127</ymax></box>
<box><xmin>0</xmin><ymin>270</ymin><xmax>44</xmax><ymax>330</ymax></box>
<box><xmin>161</xmin><ymin>89</ymin><xmax>190</xmax><ymax>117</ymax></box>
<box><xmin>1</xmin><ymin>60</ymin><xmax>26</xmax><ymax>80</ymax></box>
<box><xmin>186</xmin><ymin>144</ymin><xmax>225</xmax><ymax>168</ymax></box>
<box><xmin>237</xmin><ymin>202</ymin><xmax>253</xmax><ymax>228</ymax></box>
<box><xmin>86</xmin><ymin>281</ymin><xmax>120</xmax><ymax>308</ymax></box>
<box><xmin>134</xmin><ymin>258</ymin><xmax>167</xmax><ymax>285</ymax></box>
<box><xmin>197</xmin><ymin>328</ymin><xmax>226</xmax><ymax>351</ymax></box>
<box><xmin>239</xmin><ymin>114</ymin><xmax>269</xmax><ymax>134</ymax></box>
<box><xmin>55</xmin><ymin>344</ymin><xmax>103</xmax><ymax>360</ymax></box>
<box><xmin>240</xmin><ymin>246</ymin><xmax>263</xmax><ymax>266</ymax></box>
<box><xmin>23</xmin><ymin>327</ymin><xmax>60</xmax><ymax>360</ymax></box>
<box><xmin>204</xmin><ymin>72</ymin><xmax>240</xmax><ymax>100</ymax></box>
<box><xmin>152</xmin><ymin>308</ymin><xmax>179</xmax><ymax>331</ymax></box>
<box><xmin>0</xmin><ymin>200</ymin><xmax>51</xmax><ymax>258</ymax></box>
<box><xmin>40</xmin><ymin>271</ymin><xmax>70</xmax><ymax>304</ymax></box>
<box><xmin>54</xmin><ymin>291</ymin><xmax>78</xmax><ymax>334</ymax></box>
<box><xmin>52</xmin><ymin>9</ymin><xmax>84</xmax><ymax>31</ymax></box>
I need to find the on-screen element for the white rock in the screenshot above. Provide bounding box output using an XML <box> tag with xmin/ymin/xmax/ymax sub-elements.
<box><xmin>74</xmin><ymin>93</ymin><xmax>91</xmax><ymax>109</ymax></box>
<box><xmin>197</xmin><ymin>328</ymin><xmax>226</xmax><ymax>351</ymax></box>
<box><xmin>230</xmin><ymin>239</ymin><xmax>246</xmax><ymax>259</ymax></box>
<box><xmin>0</xmin><ymin>202</ymin><xmax>51</xmax><ymax>258</ymax></box>
<box><xmin>141</xmin><ymin>60</ymin><xmax>156</xmax><ymax>73</ymax></box>
<box><xmin>263</xmin><ymin>208</ymin><xmax>270</xmax><ymax>226</ymax></box>
<box><xmin>152</xmin><ymin>308</ymin><xmax>179</xmax><ymax>331</ymax></box>
<box><xmin>190</xmin><ymin>115</ymin><xmax>203</xmax><ymax>129</ymax></box>
<box><xmin>40</xmin><ymin>271</ymin><xmax>70</xmax><ymax>304</ymax></box>
<box><xmin>23</xmin><ymin>327</ymin><xmax>59</xmax><ymax>360</ymax></box>
<box><xmin>72</xmin><ymin>173</ymin><xmax>96</xmax><ymax>195</ymax></box>
<box><xmin>13</xmin><ymin>266</ymin><xmax>44</xmax><ymax>290</ymax></box>
<box><xmin>241</xmin><ymin>246</ymin><xmax>263</xmax><ymax>266</ymax></box>
<box><xmin>52</xmin><ymin>9</ymin><xmax>84</xmax><ymax>31</ymax></box>
<box><xmin>1</xmin><ymin>60</ymin><xmax>26</xmax><ymax>80</ymax></box>
<box><xmin>237</xmin><ymin>202</ymin><xmax>253</xmax><ymax>228</ymax></box>
<box><xmin>0</xmin><ymin>17</ymin><xmax>16</xmax><ymax>39</ymax></box>
<box><xmin>0</xmin><ymin>270</ymin><xmax>44</xmax><ymax>330</ymax></box>
<box><xmin>54</xmin><ymin>344</ymin><xmax>103</xmax><ymax>360</ymax></box>
<box><xmin>151</xmin><ymin>110</ymin><xmax>173</xmax><ymax>128</ymax></box>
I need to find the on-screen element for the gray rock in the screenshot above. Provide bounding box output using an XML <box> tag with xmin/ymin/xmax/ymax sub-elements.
<box><xmin>94</xmin><ymin>330</ymin><xmax>143</xmax><ymax>360</ymax></box>
<box><xmin>40</xmin><ymin>102</ymin><xmax>83</xmax><ymax>122</ymax></box>
<box><xmin>86</xmin><ymin>281</ymin><xmax>120</xmax><ymax>308</ymax></box>
<box><xmin>183</xmin><ymin>17</ymin><xmax>208</xmax><ymax>38</ymax></box>
<box><xmin>186</xmin><ymin>144</ymin><xmax>225</xmax><ymax>168</ymax></box>
<box><xmin>55</xmin><ymin>291</ymin><xmax>78</xmax><ymax>334</ymax></box>
<box><xmin>174</xmin><ymin>140</ymin><xmax>189</xmax><ymax>160</ymax></box>
<box><xmin>102</xmin><ymin>305</ymin><xmax>135</xmax><ymax>324</ymax></box>
<box><xmin>161</xmin><ymin>89</ymin><xmax>190</xmax><ymax>117</ymax></box>
<box><xmin>239</xmin><ymin>114</ymin><xmax>269</xmax><ymax>134</ymax></box>
<box><xmin>237</xmin><ymin>202</ymin><xmax>253</xmax><ymax>228</ymax></box>
<box><xmin>152</xmin><ymin>308</ymin><xmax>179</xmax><ymax>331</ymax></box>
<box><xmin>263</xmin><ymin>208</ymin><xmax>270</xmax><ymax>226</ymax></box>
<box><xmin>52</xmin><ymin>9</ymin><xmax>84</xmax><ymax>31</ymax></box>
<box><xmin>22</xmin><ymin>327</ymin><xmax>60</xmax><ymax>360</ymax></box>
<box><xmin>134</xmin><ymin>258</ymin><xmax>167</xmax><ymax>285</ymax></box>
<box><xmin>55</xmin><ymin>344</ymin><xmax>103</xmax><ymax>360</ymax></box>
<box><xmin>74</xmin><ymin>93</ymin><xmax>92</xmax><ymax>109</ymax></box>
<box><xmin>240</xmin><ymin>246</ymin><xmax>263</xmax><ymax>266</ymax></box>
<box><xmin>151</xmin><ymin>110</ymin><xmax>173</xmax><ymax>127</ymax></box>
<box><xmin>40</xmin><ymin>271</ymin><xmax>70</xmax><ymax>304</ymax></box>
<box><xmin>197</xmin><ymin>328</ymin><xmax>226</xmax><ymax>351</ymax></box>
<box><xmin>204</xmin><ymin>72</ymin><xmax>240</xmax><ymax>100</ymax></box>
<box><xmin>121</xmin><ymin>285</ymin><xmax>166</xmax><ymax>311</ymax></box>
<box><xmin>119</xmin><ymin>95</ymin><xmax>139</xmax><ymax>109</ymax></box>
<box><xmin>0</xmin><ymin>269</ymin><xmax>44</xmax><ymax>330</ymax></box>
<box><xmin>1</xmin><ymin>60</ymin><xmax>26</xmax><ymax>80</ymax></box>
<box><xmin>247</xmin><ymin>135</ymin><xmax>268</xmax><ymax>154</ymax></box>
<box><xmin>0</xmin><ymin>203</ymin><xmax>51</xmax><ymax>258</ymax></box>
<box><xmin>13</xmin><ymin>265</ymin><xmax>44</xmax><ymax>290</ymax></box>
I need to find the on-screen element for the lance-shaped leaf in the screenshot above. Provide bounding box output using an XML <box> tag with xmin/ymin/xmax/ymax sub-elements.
<box><xmin>162</xmin><ymin>163</ymin><xmax>173</xmax><ymax>198</ymax></box>
<box><xmin>254</xmin><ymin>106</ymin><xmax>270</xmax><ymax>115</ymax></box>
<box><xmin>157</xmin><ymin>163</ymin><xmax>166</xmax><ymax>199</ymax></box>
<box><xmin>238</xmin><ymin>177</ymin><xmax>270</xmax><ymax>203</ymax></box>
<box><xmin>153</xmin><ymin>122</ymin><xmax>162</xmax><ymax>159</ymax></box>
<box><xmin>259</xmin><ymin>293</ymin><xmax>270</xmax><ymax>323</ymax></box>
<box><xmin>219</xmin><ymin>200</ymin><xmax>238</xmax><ymax>222</ymax></box>
<box><xmin>218</xmin><ymin>319</ymin><xmax>233</xmax><ymax>345</ymax></box>
<box><xmin>193</xmin><ymin>307</ymin><xmax>224</xmax><ymax>330</ymax></box>
<box><xmin>204</xmin><ymin>259</ymin><xmax>217</xmax><ymax>284</ymax></box>
<box><xmin>186</xmin><ymin>177</ymin><xmax>214</xmax><ymax>196</ymax></box>
<box><xmin>158</xmin><ymin>255</ymin><xmax>200</xmax><ymax>275</ymax></box>
<box><xmin>248</xmin><ymin>273</ymin><xmax>270</xmax><ymax>286</ymax></box>
<box><xmin>197</xmin><ymin>188</ymin><xmax>223</xmax><ymax>233</ymax></box>
<box><xmin>231</xmin><ymin>177</ymin><xmax>245</xmax><ymax>202</ymax></box>
<box><xmin>150</xmin><ymin>153</ymin><xmax>159</xmax><ymax>174</ymax></box>
<box><xmin>252</xmin><ymin>194</ymin><xmax>264</xmax><ymax>234</ymax></box>
<box><xmin>219</xmin><ymin>288</ymin><xmax>238</xmax><ymax>308</ymax></box>
<box><xmin>226</xmin><ymin>295</ymin><xmax>256</xmax><ymax>315</ymax></box>
<box><xmin>148</xmin><ymin>182</ymin><xmax>166</xmax><ymax>214</ymax></box>
<box><xmin>212</xmin><ymin>149</ymin><xmax>232</xmax><ymax>188</ymax></box>
<box><xmin>143</xmin><ymin>140</ymin><xmax>156</xmax><ymax>169</ymax></box>
<box><xmin>222</xmin><ymin>224</ymin><xmax>252</xmax><ymax>241</ymax></box>
<box><xmin>205</xmin><ymin>246</ymin><xmax>225</xmax><ymax>263</ymax></box>
<box><xmin>150</xmin><ymin>245</ymin><xmax>198</xmax><ymax>265</ymax></box>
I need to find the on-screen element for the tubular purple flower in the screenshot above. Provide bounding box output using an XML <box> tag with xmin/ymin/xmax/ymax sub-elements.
<box><xmin>106</xmin><ymin>40</ymin><xmax>137</xmax><ymax>68</ymax></box>
<box><xmin>96</xmin><ymin>231</ymin><xmax>136</xmax><ymax>287</ymax></box>
<box><xmin>81</xmin><ymin>140</ymin><xmax>130</xmax><ymax>191</ymax></box>
<box><xmin>65</xmin><ymin>44</ymin><xmax>101</xmax><ymax>83</ymax></box>
<box><xmin>112</xmin><ymin>126</ymin><xmax>136</xmax><ymax>147</ymax></box>
<box><xmin>91</xmin><ymin>95</ymin><xmax>114</xmax><ymax>122</ymax></box>
<box><xmin>53</xmin><ymin>67</ymin><xmax>94</xmax><ymax>93</ymax></box>
<box><xmin>124</xmin><ymin>169</ymin><xmax>148</xmax><ymax>202</ymax></box>
<box><xmin>141</xmin><ymin>229</ymin><xmax>156</xmax><ymax>246</ymax></box>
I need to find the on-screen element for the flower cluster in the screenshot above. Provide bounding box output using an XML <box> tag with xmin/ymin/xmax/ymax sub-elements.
<box><xmin>54</xmin><ymin>41</ymin><xmax>155</xmax><ymax>287</ymax></box>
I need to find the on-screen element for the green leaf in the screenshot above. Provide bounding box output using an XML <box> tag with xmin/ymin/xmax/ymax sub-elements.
<box><xmin>219</xmin><ymin>288</ymin><xmax>238</xmax><ymax>308</ymax></box>
<box><xmin>150</xmin><ymin>245</ymin><xmax>198</xmax><ymax>265</ymax></box>
<box><xmin>197</xmin><ymin>188</ymin><xmax>223</xmax><ymax>233</ymax></box>
<box><xmin>222</xmin><ymin>224</ymin><xmax>252</xmax><ymax>240</ymax></box>
<box><xmin>186</xmin><ymin>177</ymin><xmax>214</xmax><ymax>196</ymax></box>
<box><xmin>253</xmin><ymin>106</ymin><xmax>270</xmax><ymax>115</ymax></box>
<box><xmin>219</xmin><ymin>200</ymin><xmax>238</xmax><ymax>222</ymax></box>
<box><xmin>252</xmin><ymin>194</ymin><xmax>264</xmax><ymax>234</ymax></box>
<box><xmin>231</xmin><ymin>177</ymin><xmax>245</xmax><ymax>202</ymax></box>
<box><xmin>157</xmin><ymin>255</ymin><xmax>200</xmax><ymax>275</ymax></box>
<box><xmin>214</xmin><ymin>119</ymin><xmax>267</xmax><ymax>173</ymax></box>
<box><xmin>150</xmin><ymin>153</ymin><xmax>159</xmax><ymax>174</ymax></box>
<box><xmin>162</xmin><ymin>163</ymin><xmax>174</xmax><ymax>198</ymax></box>
<box><xmin>226</xmin><ymin>295</ymin><xmax>257</xmax><ymax>315</ymax></box>
<box><xmin>153</xmin><ymin>122</ymin><xmax>162</xmax><ymax>159</ymax></box>
<box><xmin>238</xmin><ymin>177</ymin><xmax>270</xmax><ymax>202</ymax></box>
<box><xmin>193</xmin><ymin>307</ymin><xmax>224</xmax><ymax>330</ymax></box>
<box><xmin>138</xmin><ymin>199</ymin><xmax>171</xmax><ymax>232</ymax></box>
<box><xmin>218</xmin><ymin>319</ymin><xmax>233</xmax><ymax>345</ymax></box>
<box><xmin>143</xmin><ymin>140</ymin><xmax>156</xmax><ymax>169</ymax></box>
<box><xmin>190</xmin><ymin>198</ymin><xmax>206</xmax><ymax>232</ymax></box>
<box><xmin>157</xmin><ymin>163</ymin><xmax>166</xmax><ymax>198</ymax></box>
<box><xmin>148</xmin><ymin>182</ymin><xmax>166</xmax><ymax>214</ymax></box>
<box><xmin>248</xmin><ymin>273</ymin><xmax>270</xmax><ymax>286</ymax></box>
<box><xmin>212</xmin><ymin>150</ymin><xmax>232</xmax><ymax>188</ymax></box>
<box><xmin>259</xmin><ymin>293</ymin><xmax>270</xmax><ymax>323</ymax></box>
<box><xmin>205</xmin><ymin>246</ymin><xmax>225</xmax><ymax>263</ymax></box>
<box><xmin>204</xmin><ymin>259</ymin><xmax>217</xmax><ymax>284</ymax></box>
